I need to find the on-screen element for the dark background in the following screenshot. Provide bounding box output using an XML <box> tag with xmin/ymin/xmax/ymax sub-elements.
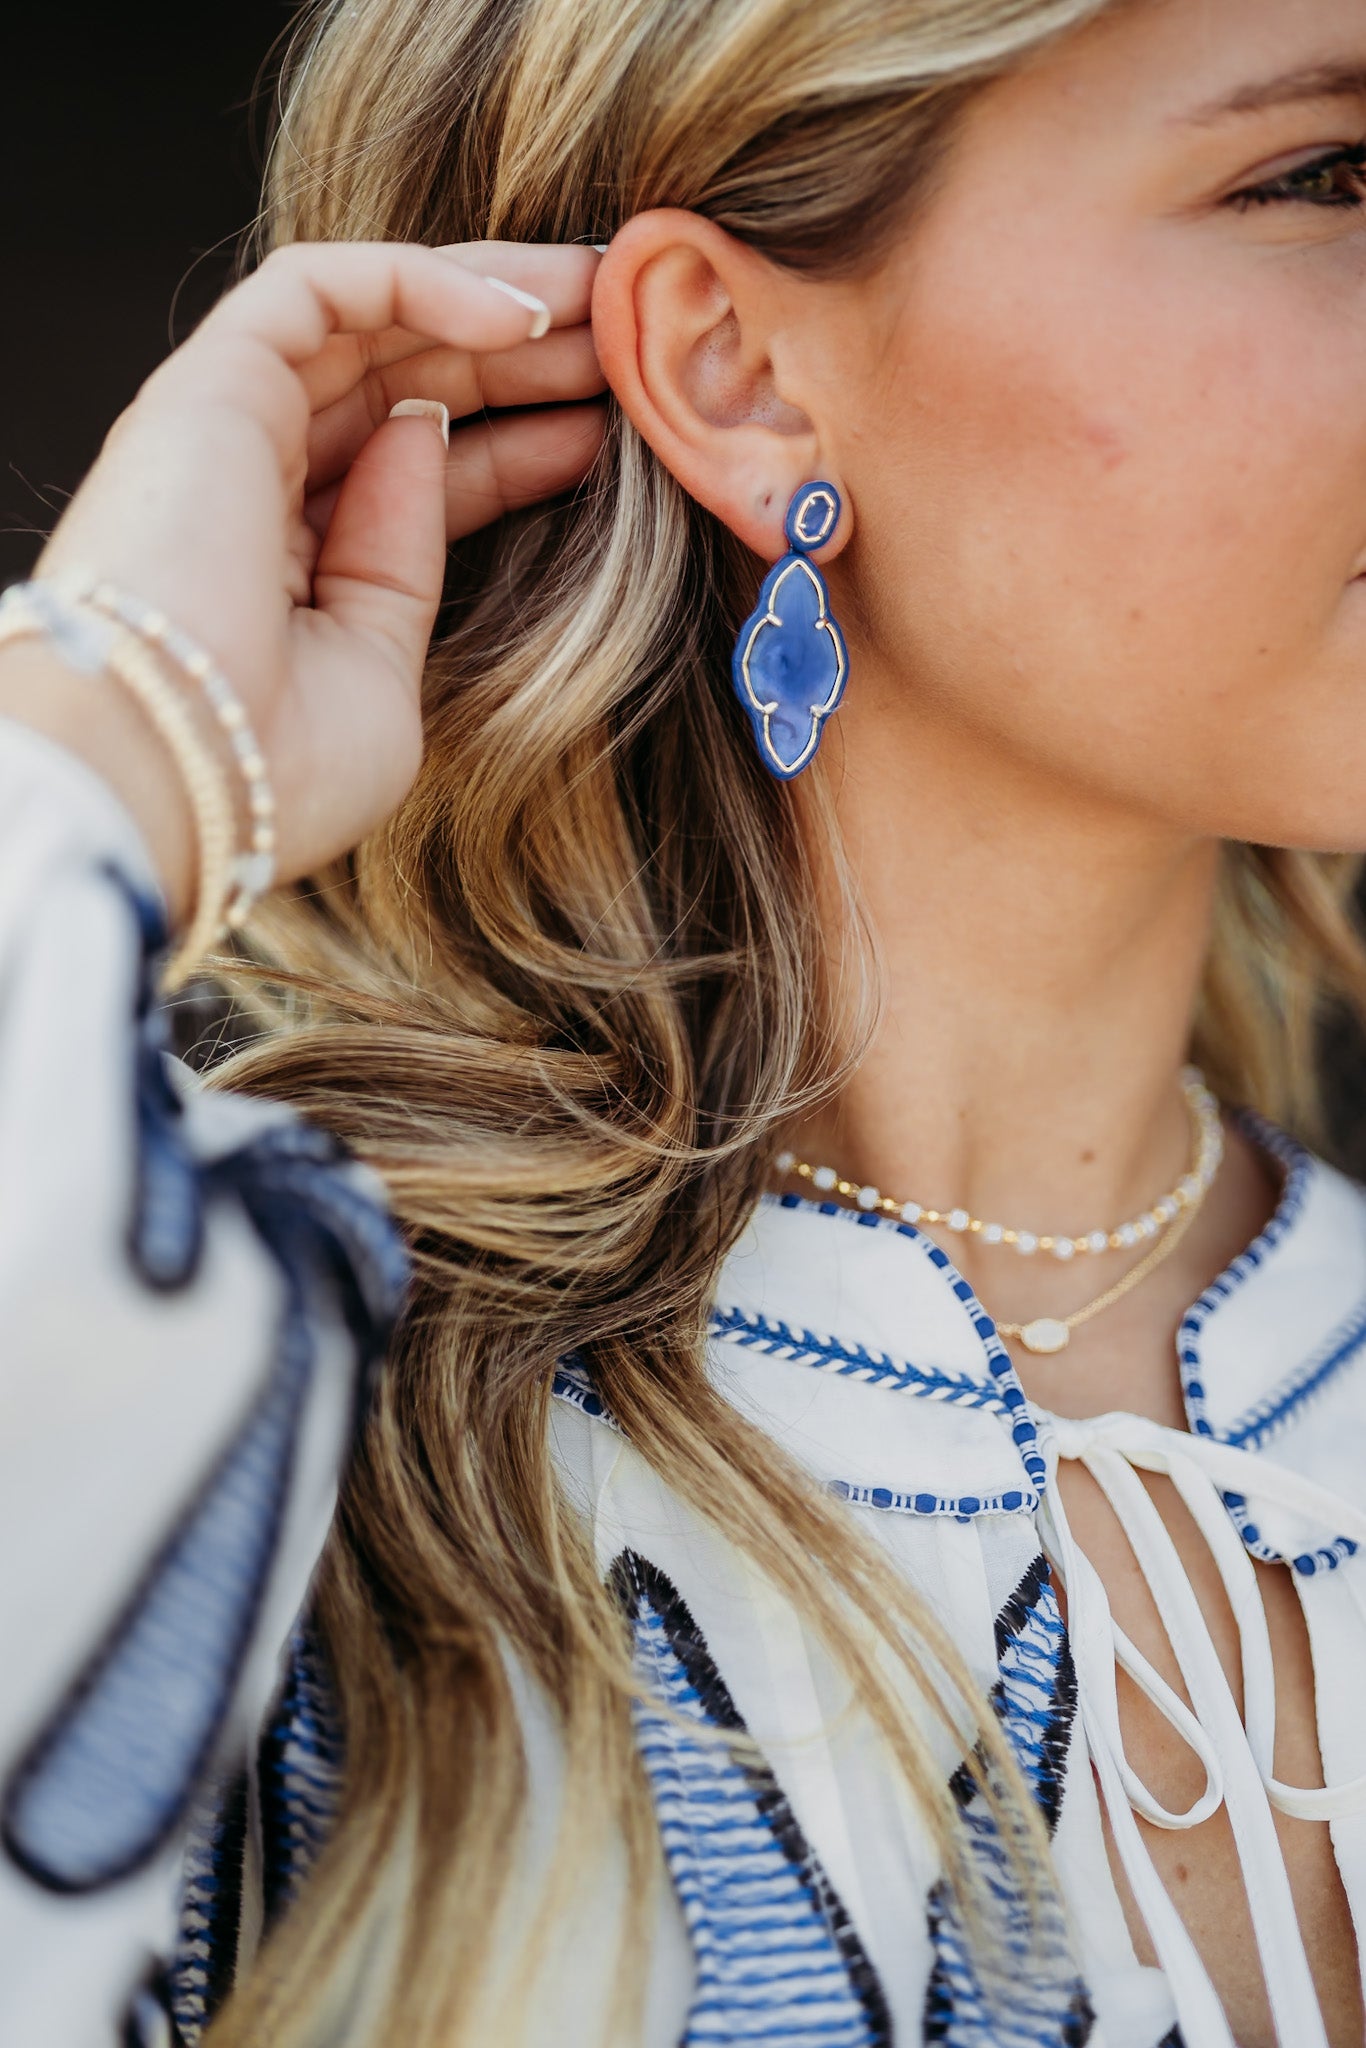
<box><xmin>1</xmin><ymin>0</ymin><xmax>292</xmax><ymax>584</ymax></box>
<box><xmin>6</xmin><ymin>0</ymin><xmax>1366</xmax><ymax>1159</ymax></box>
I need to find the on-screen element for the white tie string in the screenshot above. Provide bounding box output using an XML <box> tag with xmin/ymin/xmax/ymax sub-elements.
<box><xmin>1040</xmin><ymin>1408</ymin><xmax>1366</xmax><ymax>2047</ymax></box>
<box><xmin>1039</xmin><ymin>1462</ymin><xmax>1240</xmax><ymax>2048</ymax></box>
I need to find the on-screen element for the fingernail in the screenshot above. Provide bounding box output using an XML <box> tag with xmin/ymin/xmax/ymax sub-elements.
<box><xmin>483</xmin><ymin>276</ymin><xmax>552</xmax><ymax>338</ymax></box>
<box><xmin>591</xmin><ymin>243</ymin><xmax>610</xmax><ymax>255</ymax></box>
<box><xmin>388</xmin><ymin>398</ymin><xmax>450</xmax><ymax>447</ymax></box>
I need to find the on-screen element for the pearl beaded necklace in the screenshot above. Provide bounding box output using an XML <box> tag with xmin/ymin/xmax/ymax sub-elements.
<box><xmin>774</xmin><ymin>1066</ymin><xmax>1223</xmax><ymax>1265</ymax></box>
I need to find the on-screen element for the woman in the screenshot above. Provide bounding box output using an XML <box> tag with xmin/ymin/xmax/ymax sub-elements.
<box><xmin>2</xmin><ymin>0</ymin><xmax>1366</xmax><ymax>2041</ymax></box>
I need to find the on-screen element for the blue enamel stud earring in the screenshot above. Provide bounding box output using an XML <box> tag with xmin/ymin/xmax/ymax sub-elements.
<box><xmin>731</xmin><ymin>481</ymin><xmax>849</xmax><ymax>780</ymax></box>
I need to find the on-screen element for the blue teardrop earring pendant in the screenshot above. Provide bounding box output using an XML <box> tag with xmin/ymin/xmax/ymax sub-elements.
<box><xmin>731</xmin><ymin>481</ymin><xmax>849</xmax><ymax>780</ymax></box>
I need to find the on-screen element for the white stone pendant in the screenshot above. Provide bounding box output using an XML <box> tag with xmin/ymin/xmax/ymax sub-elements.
<box><xmin>1018</xmin><ymin>1317</ymin><xmax>1071</xmax><ymax>1355</ymax></box>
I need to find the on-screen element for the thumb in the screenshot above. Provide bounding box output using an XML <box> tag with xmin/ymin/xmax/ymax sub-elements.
<box><xmin>311</xmin><ymin>400</ymin><xmax>450</xmax><ymax>689</ymax></box>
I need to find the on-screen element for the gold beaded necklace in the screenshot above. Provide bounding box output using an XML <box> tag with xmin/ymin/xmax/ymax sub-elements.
<box><xmin>774</xmin><ymin>1068</ymin><xmax>1223</xmax><ymax>1354</ymax></box>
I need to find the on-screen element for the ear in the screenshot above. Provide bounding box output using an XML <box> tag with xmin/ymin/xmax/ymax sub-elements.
<box><xmin>591</xmin><ymin>209</ymin><xmax>850</xmax><ymax>563</ymax></box>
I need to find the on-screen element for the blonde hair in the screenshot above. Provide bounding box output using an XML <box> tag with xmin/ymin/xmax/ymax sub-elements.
<box><xmin>206</xmin><ymin>1</ymin><xmax>1366</xmax><ymax>2042</ymax></box>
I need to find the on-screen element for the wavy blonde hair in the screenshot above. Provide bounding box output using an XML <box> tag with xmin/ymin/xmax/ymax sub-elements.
<box><xmin>206</xmin><ymin>1</ymin><xmax>1366</xmax><ymax>2042</ymax></box>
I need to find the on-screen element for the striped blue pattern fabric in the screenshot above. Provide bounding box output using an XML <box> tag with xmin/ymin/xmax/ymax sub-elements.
<box><xmin>170</xmin><ymin>1563</ymin><xmax>1091</xmax><ymax>2046</ymax></box>
<box><xmin>170</xmin><ymin>1631</ymin><xmax>342</xmax><ymax>2046</ymax></box>
<box><xmin>170</xmin><ymin>1775</ymin><xmax>247</xmax><ymax>2046</ymax></box>
<box><xmin>258</xmin><ymin>1628</ymin><xmax>344</xmax><ymax>1927</ymax></box>
<box><xmin>988</xmin><ymin>1556</ymin><xmax>1075</xmax><ymax>1834</ymax></box>
<box><xmin>924</xmin><ymin>1557</ymin><xmax>1092</xmax><ymax>2047</ymax></box>
<box><xmin>614</xmin><ymin>1552</ymin><xmax>890</xmax><ymax>2048</ymax></box>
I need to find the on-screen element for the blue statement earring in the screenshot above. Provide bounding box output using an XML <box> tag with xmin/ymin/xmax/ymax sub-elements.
<box><xmin>731</xmin><ymin>481</ymin><xmax>849</xmax><ymax>780</ymax></box>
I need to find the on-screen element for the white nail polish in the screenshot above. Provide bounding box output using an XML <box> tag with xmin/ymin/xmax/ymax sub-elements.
<box><xmin>388</xmin><ymin>398</ymin><xmax>450</xmax><ymax>447</ymax></box>
<box><xmin>591</xmin><ymin>243</ymin><xmax>610</xmax><ymax>254</ymax></box>
<box><xmin>483</xmin><ymin>276</ymin><xmax>552</xmax><ymax>338</ymax></box>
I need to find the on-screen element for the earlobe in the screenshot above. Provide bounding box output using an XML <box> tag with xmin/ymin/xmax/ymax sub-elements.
<box><xmin>591</xmin><ymin>209</ymin><xmax>832</xmax><ymax>562</ymax></box>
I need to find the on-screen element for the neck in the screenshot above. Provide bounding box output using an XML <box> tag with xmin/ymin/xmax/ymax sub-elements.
<box><xmin>796</xmin><ymin>703</ymin><xmax>1224</xmax><ymax>1302</ymax></box>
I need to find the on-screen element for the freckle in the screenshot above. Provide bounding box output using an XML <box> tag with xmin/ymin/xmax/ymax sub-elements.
<box><xmin>1081</xmin><ymin>1149</ymin><xmax>1095</xmax><ymax>1165</ymax></box>
<box><xmin>1175</xmin><ymin>1863</ymin><xmax>1189</xmax><ymax>1885</ymax></box>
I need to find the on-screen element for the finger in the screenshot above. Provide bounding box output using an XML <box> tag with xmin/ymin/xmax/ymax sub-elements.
<box><xmin>310</xmin><ymin>405</ymin><xmax>452</xmax><ymax>686</ymax></box>
<box><xmin>139</xmin><ymin>246</ymin><xmax>551</xmax><ymax>485</ymax></box>
<box><xmin>302</xmin><ymin>402</ymin><xmax>607</xmax><ymax>544</ymax></box>
<box><xmin>442</xmin><ymin>402</ymin><xmax>607</xmax><ymax>540</ymax></box>
<box><xmin>199</xmin><ymin>242</ymin><xmax>556</xmax><ymax>375</ymax></box>
<box><xmin>299</xmin><ymin>241</ymin><xmax>602</xmax><ymax>400</ymax></box>
<box><xmin>218</xmin><ymin>242</ymin><xmax>603</xmax><ymax>421</ymax></box>
<box><xmin>284</xmin><ymin>244</ymin><xmax>602</xmax><ymax>419</ymax></box>
<box><xmin>417</xmin><ymin>240</ymin><xmax>600</xmax><ymax>325</ymax></box>
<box><xmin>304</xmin><ymin>325</ymin><xmax>605</xmax><ymax>490</ymax></box>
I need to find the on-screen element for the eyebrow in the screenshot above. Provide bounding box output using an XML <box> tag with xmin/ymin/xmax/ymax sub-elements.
<box><xmin>1183</xmin><ymin>61</ymin><xmax>1366</xmax><ymax>126</ymax></box>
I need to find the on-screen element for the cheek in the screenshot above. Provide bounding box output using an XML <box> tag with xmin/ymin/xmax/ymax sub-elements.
<box><xmin>838</xmin><ymin>262</ymin><xmax>1366</xmax><ymax>833</ymax></box>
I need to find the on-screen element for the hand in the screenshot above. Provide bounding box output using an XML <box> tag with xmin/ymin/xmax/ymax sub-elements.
<box><xmin>3</xmin><ymin>240</ymin><xmax>605</xmax><ymax>916</ymax></box>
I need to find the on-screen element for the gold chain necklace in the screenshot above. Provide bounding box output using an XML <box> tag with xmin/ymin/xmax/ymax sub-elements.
<box><xmin>774</xmin><ymin>1068</ymin><xmax>1222</xmax><ymax>1354</ymax></box>
<box><xmin>991</xmin><ymin>1192</ymin><xmax>1201</xmax><ymax>1353</ymax></box>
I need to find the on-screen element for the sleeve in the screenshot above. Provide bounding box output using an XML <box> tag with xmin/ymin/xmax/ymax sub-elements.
<box><xmin>0</xmin><ymin>717</ymin><xmax>409</xmax><ymax>2048</ymax></box>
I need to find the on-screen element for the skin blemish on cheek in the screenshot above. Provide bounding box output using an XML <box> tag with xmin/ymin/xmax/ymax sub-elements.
<box><xmin>1082</xmin><ymin>417</ymin><xmax>1130</xmax><ymax>471</ymax></box>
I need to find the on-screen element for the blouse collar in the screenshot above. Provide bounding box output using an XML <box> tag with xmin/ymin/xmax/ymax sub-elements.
<box><xmin>708</xmin><ymin>1131</ymin><xmax>1366</xmax><ymax>1526</ymax></box>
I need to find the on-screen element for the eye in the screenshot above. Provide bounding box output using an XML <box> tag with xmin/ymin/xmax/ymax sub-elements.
<box><xmin>1230</xmin><ymin>142</ymin><xmax>1366</xmax><ymax>211</ymax></box>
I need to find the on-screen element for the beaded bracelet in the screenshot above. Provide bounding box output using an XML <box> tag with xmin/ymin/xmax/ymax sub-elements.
<box><xmin>0</xmin><ymin>580</ymin><xmax>239</xmax><ymax>988</ymax></box>
<box><xmin>54</xmin><ymin>575</ymin><xmax>277</xmax><ymax>929</ymax></box>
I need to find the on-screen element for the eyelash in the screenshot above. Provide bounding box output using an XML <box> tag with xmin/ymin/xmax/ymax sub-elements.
<box><xmin>1231</xmin><ymin>141</ymin><xmax>1366</xmax><ymax>211</ymax></box>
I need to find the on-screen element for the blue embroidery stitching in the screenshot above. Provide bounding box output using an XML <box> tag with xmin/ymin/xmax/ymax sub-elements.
<box><xmin>257</xmin><ymin>1627</ymin><xmax>344</xmax><ymax>1931</ymax></box>
<box><xmin>830</xmin><ymin>1480</ymin><xmax>1038</xmax><ymax>1520</ymax></box>
<box><xmin>1223</xmin><ymin>1297</ymin><xmax>1366</xmax><ymax>1453</ymax></box>
<box><xmin>553</xmin><ymin>1356</ymin><xmax>1038</xmax><ymax>1520</ymax></box>
<box><xmin>924</xmin><ymin>1556</ymin><xmax>1092</xmax><ymax>2047</ymax></box>
<box><xmin>3</xmin><ymin>1286</ymin><xmax>316</xmax><ymax>1893</ymax></box>
<box><xmin>707</xmin><ymin>1304</ymin><xmax>1004</xmax><ymax>1410</ymax></box>
<box><xmin>117</xmin><ymin>873</ymin><xmax>205</xmax><ymax>1291</ymax></box>
<box><xmin>171</xmin><ymin>1631</ymin><xmax>342</xmax><ymax>2046</ymax></box>
<box><xmin>1175</xmin><ymin>1117</ymin><xmax>1363</xmax><ymax>1575</ymax></box>
<box><xmin>715</xmin><ymin>1195</ymin><xmax>1046</xmax><ymax>1501</ymax></box>
<box><xmin>614</xmin><ymin>1551</ymin><xmax>891</xmax><ymax>2048</ymax></box>
<box><xmin>552</xmin><ymin>1358</ymin><xmax>622</xmax><ymax>1432</ymax></box>
<box><xmin>169</xmin><ymin>1773</ymin><xmax>247</xmax><ymax>2045</ymax></box>
<box><xmin>753</xmin><ymin>1194</ymin><xmax>1048</xmax><ymax>1498</ymax></box>
<box><xmin>0</xmin><ymin>863</ymin><xmax>408</xmax><ymax>1896</ymax></box>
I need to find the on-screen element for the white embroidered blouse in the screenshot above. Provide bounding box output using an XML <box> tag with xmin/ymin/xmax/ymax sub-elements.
<box><xmin>4</xmin><ymin>717</ymin><xmax>1366</xmax><ymax>2048</ymax></box>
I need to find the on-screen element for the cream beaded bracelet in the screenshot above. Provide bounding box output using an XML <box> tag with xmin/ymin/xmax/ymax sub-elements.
<box><xmin>0</xmin><ymin>580</ymin><xmax>241</xmax><ymax>988</ymax></box>
<box><xmin>53</xmin><ymin>575</ymin><xmax>277</xmax><ymax>929</ymax></box>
